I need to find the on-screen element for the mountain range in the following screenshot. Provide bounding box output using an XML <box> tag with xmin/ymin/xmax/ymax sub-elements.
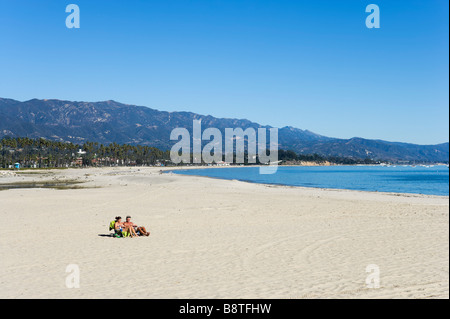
<box><xmin>0</xmin><ymin>98</ymin><xmax>448</xmax><ymax>163</ymax></box>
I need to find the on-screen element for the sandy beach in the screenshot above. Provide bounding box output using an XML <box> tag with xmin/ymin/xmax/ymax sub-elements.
<box><xmin>0</xmin><ymin>167</ymin><xmax>448</xmax><ymax>299</ymax></box>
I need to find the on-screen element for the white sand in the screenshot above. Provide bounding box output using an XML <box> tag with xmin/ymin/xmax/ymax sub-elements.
<box><xmin>0</xmin><ymin>167</ymin><xmax>448</xmax><ymax>298</ymax></box>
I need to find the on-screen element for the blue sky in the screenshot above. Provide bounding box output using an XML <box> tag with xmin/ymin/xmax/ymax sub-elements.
<box><xmin>0</xmin><ymin>0</ymin><xmax>448</xmax><ymax>145</ymax></box>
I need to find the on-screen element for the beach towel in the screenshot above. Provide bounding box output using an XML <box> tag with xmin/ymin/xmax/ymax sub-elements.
<box><xmin>109</xmin><ymin>220</ymin><xmax>130</xmax><ymax>238</ymax></box>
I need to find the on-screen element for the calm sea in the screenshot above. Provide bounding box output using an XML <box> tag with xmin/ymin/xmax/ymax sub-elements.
<box><xmin>173</xmin><ymin>165</ymin><xmax>449</xmax><ymax>196</ymax></box>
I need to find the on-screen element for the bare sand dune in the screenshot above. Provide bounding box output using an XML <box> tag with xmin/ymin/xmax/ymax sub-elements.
<box><xmin>0</xmin><ymin>167</ymin><xmax>448</xmax><ymax>298</ymax></box>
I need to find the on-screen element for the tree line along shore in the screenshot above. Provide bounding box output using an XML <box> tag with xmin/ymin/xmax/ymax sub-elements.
<box><xmin>0</xmin><ymin>137</ymin><xmax>430</xmax><ymax>169</ymax></box>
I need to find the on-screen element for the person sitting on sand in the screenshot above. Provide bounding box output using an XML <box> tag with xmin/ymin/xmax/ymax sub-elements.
<box><xmin>114</xmin><ymin>216</ymin><xmax>137</xmax><ymax>238</ymax></box>
<box><xmin>123</xmin><ymin>215</ymin><xmax>150</xmax><ymax>237</ymax></box>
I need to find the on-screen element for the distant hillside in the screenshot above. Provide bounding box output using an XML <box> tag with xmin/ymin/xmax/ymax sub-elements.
<box><xmin>0</xmin><ymin>98</ymin><xmax>448</xmax><ymax>163</ymax></box>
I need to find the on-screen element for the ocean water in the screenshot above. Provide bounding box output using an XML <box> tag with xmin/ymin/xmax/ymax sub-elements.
<box><xmin>173</xmin><ymin>165</ymin><xmax>449</xmax><ymax>196</ymax></box>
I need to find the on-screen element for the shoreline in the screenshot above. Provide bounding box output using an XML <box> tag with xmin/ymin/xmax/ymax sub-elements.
<box><xmin>2</xmin><ymin>165</ymin><xmax>448</xmax><ymax>199</ymax></box>
<box><xmin>165</xmin><ymin>165</ymin><xmax>450</xmax><ymax>199</ymax></box>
